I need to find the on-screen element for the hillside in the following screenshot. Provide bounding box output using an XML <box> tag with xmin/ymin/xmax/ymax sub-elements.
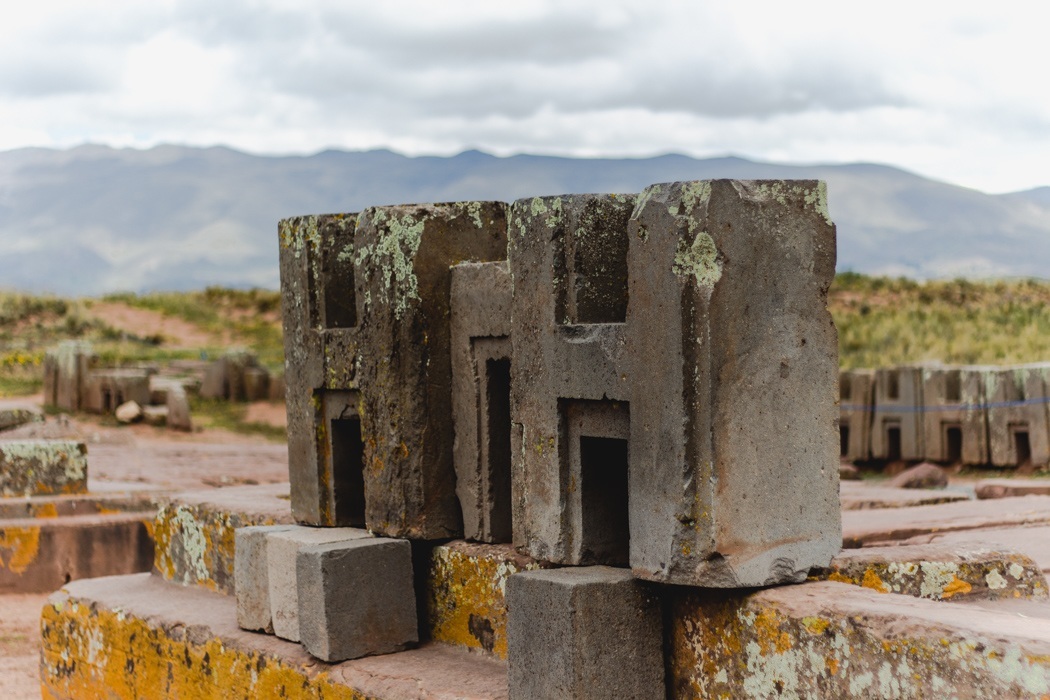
<box><xmin>1</xmin><ymin>145</ymin><xmax>1048</xmax><ymax>295</ymax></box>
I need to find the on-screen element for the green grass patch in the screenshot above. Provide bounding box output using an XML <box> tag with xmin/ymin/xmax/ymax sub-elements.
<box><xmin>189</xmin><ymin>396</ymin><xmax>287</xmax><ymax>442</ymax></box>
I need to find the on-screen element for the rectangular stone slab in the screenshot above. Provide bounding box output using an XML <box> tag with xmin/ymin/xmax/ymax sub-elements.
<box><xmin>627</xmin><ymin>180</ymin><xmax>840</xmax><ymax>587</ymax></box>
<box><xmin>506</xmin><ymin>566</ymin><xmax>663</xmax><ymax>700</ymax></box>
<box><xmin>0</xmin><ymin>440</ymin><xmax>88</xmax><ymax>497</ymax></box>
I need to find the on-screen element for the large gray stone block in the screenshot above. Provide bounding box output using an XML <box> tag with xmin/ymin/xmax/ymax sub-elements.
<box><xmin>508</xmin><ymin>193</ymin><xmax>635</xmax><ymax>564</ymax></box>
<box><xmin>985</xmin><ymin>363</ymin><xmax>1050</xmax><ymax>468</ymax></box>
<box><xmin>921</xmin><ymin>365</ymin><xmax>989</xmax><ymax>465</ymax></box>
<box><xmin>266</xmin><ymin>526</ymin><xmax>371</xmax><ymax>642</ymax></box>
<box><xmin>450</xmin><ymin>261</ymin><xmax>514</xmax><ymax>543</ymax></box>
<box><xmin>0</xmin><ymin>440</ymin><xmax>88</xmax><ymax>497</ymax></box>
<box><xmin>234</xmin><ymin>524</ymin><xmax>296</xmax><ymax>633</ymax></box>
<box><xmin>296</xmin><ymin>537</ymin><xmax>418</xmax><ymax>662</ymax></box>
<box><xmin>871</xmin><ymin>365</ymin><xmax>926</xmax><ymax>461</ymax></box>
<box><xmin>839</xmin><ymin>369</ymin><xmax>874</xmax><ymax>462</ymax></box>
<box><xmin>279</xmin><ymin>204</ymin><xmax>507</xmax><ymax>537</ymax></box>
<box><xmin>627</xmin><ymin>180</ymin><xmax>840</xmax><ymax>587</ymax></box>
<box><xmin>506</xmin><ymin>566</ymin><xmax>663</xmax><ymax>700</ymax></box>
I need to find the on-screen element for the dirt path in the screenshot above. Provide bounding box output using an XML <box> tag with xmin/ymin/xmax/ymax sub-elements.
<box><xmin>85</xmin><ymin>301</ymin><xmax>230</xmax><ymax>349</ymax></box>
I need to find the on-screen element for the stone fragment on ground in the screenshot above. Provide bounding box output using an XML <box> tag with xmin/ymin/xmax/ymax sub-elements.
<box><xmin>842</xmin><ymin>495</ymin><xmax>1050</xmax><ymax>546</ymax></box>
<box><xmin>839</xmin><ymin>480</ymin><xmax>969</xmax><ymax>510</ymax></box>
<box><xmin>889</xmin><ymin>461</ymin><xmax>948</xmax><ymax>489</ymax></box>
<box><xmin>813</xmin><ymin>542</ymin><xmax>1047</xmax><ymax>600</ymax></box>
<box><xmin>0</xmin><ymin>407</ymin><xmax>42</xmax><ymax>432</ymax></box>
<box><xmin>838</xmin><ymin>462</ymin><xmax>862</xmax><ymax>480</ymax></box>
<box><xmin>165</xmin><ymin>384</ymin><xmax>192</xmax><ymax>432</ymax></box>
<box><xmin>975</xmin><ymin>478</ymin><xmax>1050</xmax><ymax>499</ymax></box>
<box><xmin>141</xmin><ymin>405</ymin><xmax>168</xmax><ymax>427</ymax></box>
<box><xmin>114</xmin><ymin>400</ymin><xmax>142</xmax><ymax>423</ymax></box>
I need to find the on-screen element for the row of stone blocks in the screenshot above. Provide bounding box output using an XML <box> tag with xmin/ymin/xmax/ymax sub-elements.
<box><xmin>279</xmin><ymin>179</ymin><xmax>840</xmax><ymax>589</ymax></box>
<box><xmin>841</xmin><ymin>362</ymin><xmax>1050</xmax><ymax>467</ymax></box>
<box><xmin>235</xmin><ymin>523</ymin><xmax>664</xmax><ymax>696</ymax></box>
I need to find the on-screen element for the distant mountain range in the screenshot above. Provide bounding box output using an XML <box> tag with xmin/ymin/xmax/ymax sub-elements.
<box><xmin>0</xmin><ymin>144</ymin><xmax>1046</xmax><ymax>295</ymax></box>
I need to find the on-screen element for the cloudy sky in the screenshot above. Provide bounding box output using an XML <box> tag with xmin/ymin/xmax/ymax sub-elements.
<box><xmin>1</xmin><ymin>1</ymin><xmax>1048</xmax><ymax>193</ymax></box>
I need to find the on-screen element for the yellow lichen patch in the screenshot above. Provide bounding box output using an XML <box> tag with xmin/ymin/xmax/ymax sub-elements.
<box><xmin>941</xmin><ymin>576</ymin><xmax>973</xmax><ymax>600</ymax></box>
<box><xmin>39</xmin><ymin>597</ymin><xmax>367</xmax><ymax>700</ymax></box>
<box><xmin>802</xmin><ymin>616</ymin><xmax>830</xmax><ymax>635</ymax></box>
<box><xmin>0</xmin><ymin>525</ymin><xmax>41</xmax><ymax>574</ymax></box>
<box><xmin>751</xmin><ymin>607</ymin><xmax>792</xmax><ymax>655</ymax></box>
<box><xmin>862</xmin><ymin>568</ymin><xmax>890</xmax><ymax>594</ymax></box>
<box><xmin>426</xmin><ymin>543</ymin><xmax>544</xmax><ymax>660</ymax></box>
<box><xmin>35</xmin><ymin>502</ymin><xmax>59</xmax><ymax>519</ymax></box>
<box><xmin>827</xmin><ymin>571</ymin><xmax>853</xmax><ymax>585</ymax></box>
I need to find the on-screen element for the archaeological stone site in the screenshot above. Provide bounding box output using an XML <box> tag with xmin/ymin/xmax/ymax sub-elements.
<box><xmin>21</xmin><ymin>179</ymin><xmax>1050</xmax><ymax>698</ymax></box>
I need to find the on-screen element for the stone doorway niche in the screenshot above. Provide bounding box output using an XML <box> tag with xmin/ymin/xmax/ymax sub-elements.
<box><xmin>317</xmin><ymin>390</ymin><xmax>366</xmax><ymax>526</ymax></box>
<box><xmin>561</xmin><ymin>399</ymin><xmax>630</xmax><ymax>566</ymax></box>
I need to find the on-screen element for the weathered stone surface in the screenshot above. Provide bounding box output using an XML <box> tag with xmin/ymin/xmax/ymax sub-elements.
<box><xmin>506</xmin><ymin>566</ymin><xmax>663</xmax><ymax>700</ymax></box>
<box><xmin>985</xmin><ymin>363</ymin><xmax>1050</xmax><ymax>468</ymax></box>
<box><xmin>200</xmin><ymin>350</ymin><xmax>259</xmax><ymax>401</ymax></box>
<box><xmin>165</xmin><ymin>383</ymin><xmax>192</xmax><ymax>432</ymax></box>
<box><xmin>243</xmin><ymin>366</ymin><xmax>271</xmax><ymax>401</ymax></box>
<box><xmin>41</xmin><ymin>573</ymin><xmax>510</xmax><ymax>700</ymax></box>
<box><xmin>84</xmin><ymin>369</ymin><xmax>151</xmax><ymax>415</ymax></box>
<box><xmin>898</xmin><ymin>524</ymin><xmax>1050</xmax><ymax>572</ymax></box>
<box><xmin>0</xmin><ymin>490</ymin><xmax>156</xmax><ymax>519</ymax></box>
<box><xmin>668</xmin><ymin>580</ymin><xmax>1050</xmax><ymax>698</ymax></box>
<box><xmin>626</xmin><ymin>180</ymin><xmax>840</xmax><ymax>586</ymax></box>
<box><xmin>0</xmin><ymin>440</ymin><xmax>87</xmax><ymax>497</ymax></box>
<box><xmin>871</xmin><ymin>365</ymin><xmax>926</xmax><ymax>461</ymax></box>
<box><xmin>141</xmin><ymin>405</ymin><xmax>168</xmax><ymax>426</ymax></box>
<box><xmin>509</xmin><ymin>193</ymin><xmax>634</xmax><ymax>565</ymax></box>
<box><xmin>838</xmin><ymin>368</ymin><xmax>873</xmax><ymax>462</ymax></box>
<box><xmin>0</xmin><ymin>407</ymin><xmax>42</xmax><ymax>432</ymax></box>
<box><xmin>921</xmin><ymin>365</ymin><xmax>990</xmax><ymax>465</ymax></box>
<box><xmin>839</xmin><ymin>480</ymin><xmax>969</xmax><ymax>510</ymax></box>
<box><xmin>234</xmin><ymin>524</ymin><xmax>296</xmax><ymax>633</ymax></box>
<box><xmin>114</xmin><ymin>400</ymin><xmax>142</xmax><ymax>423</ymax></box>
<box><xmin>267</xmin><ymin>526</ymin><xmax>371</xmax><ymax>642</ymax></box>
<box><xmin>268</xmin><ymin>373</ymin><xmax>286</xmax><ymax>402</ymax></box>
<box><xmin>888</xmin><ymin>461</ymin><xmax>948</xmax><ymax>489</ymax></box>
<box><xmin>813</xmin><ymin>542</ymin><xmax>1048</xmax><ymax>600</ymax></box>
<box><xmin>976</xmin><ymin>478</ymin><xmax>1050</xmax><ymax>499</ymax></box>
<box><xmin>424</xmin><ymin>540</ymin><xmax>549</xmax><ymax>659</ymax></box>
<box><xmin>280</xmin><ymin>204</ymin><xmax>508</xmax><ymax>536</ymax></box>
<box><xmin>842</xmin><ymin>495</ymin><xmax>1050</xmax><ymax>547</ymax></box>
<box><xmin>297</xmin><ymin>537</ymin><xmax>418</xmax><ymax>662</ymax></box>
<box><xmin>0</xmin><ymin>512</ymin><xmax>153</xmax><ymax>593</ymax></box>
<box><xmin>152</xmin><ymin>484</ymin><xmax>294</xmax><ymax>593</ymax></box>
<box><xmin>43</xmin><ymin>340</ymin><xmax>96</xmax><ymax>412</ymax></box>
<box><xmin>450</xmin><ymin>261</ymin><xmax>514</xmax><ymax>543</ymax></box>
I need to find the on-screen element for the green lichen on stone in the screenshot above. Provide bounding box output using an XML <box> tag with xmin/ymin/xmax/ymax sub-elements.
<box><xmin>354</xmin><ymin>208</ymin><xmax>426</xmax><ymax>321</ymax></box>
<box><xmin>464</xmin><ymin>201</ymin><xmax>485</xmax><ymax>229</ymax></box>
<box><xmin>673</xmin><ymin>230</ymin><xmax>722</xmax><ymax>288</ymax></box>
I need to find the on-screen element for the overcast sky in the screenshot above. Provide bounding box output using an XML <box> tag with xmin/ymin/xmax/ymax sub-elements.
<box><xmin>1</xmin><ymin>1</ymin><xmax>1048</xmax><ymax>193</ymax></box>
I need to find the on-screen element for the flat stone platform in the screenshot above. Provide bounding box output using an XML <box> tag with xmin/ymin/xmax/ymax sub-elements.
<box><xmin>41</xmin><ymin>573</ymin><xmax>508</xmax><ymax>700</ymax></box>
<box><xmin>839</xmin><ymin>481</ymin><xmax>970</xmax><ymax>510</ymax></box>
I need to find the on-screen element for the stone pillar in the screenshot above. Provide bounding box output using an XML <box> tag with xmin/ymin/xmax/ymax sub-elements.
<box><xmin>508</xmin><ymin>193</ymin><xmax>635</xmax><ymax>565</ymax></box>
<box><xmin>627</xmin><ymin>180</ymin><xmax>840</xmax><ymax>587</ymax></box>
<box><xmin>840</xmin><ymin>369</ymin><xmax>874</xmax><ymax>462</ymax></box>
<box><xmin>871</xmin><ymin>365</ymin><xmax>926</xmax><ymax>461</ymax></box>
<box><xmin>986</xmin><ymin>363</ymin><xmax>1050</xmax><ymax>468</ymax></box>
<box><xmin>921</xmin><ymin>365</ymin><xmax>990</xmax><ymax>465</ymax></box>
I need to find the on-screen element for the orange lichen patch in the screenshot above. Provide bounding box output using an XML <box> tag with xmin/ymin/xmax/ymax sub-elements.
<box><xmin>942</xmin><ymin>576</ymin><xmax>973</xmax><ymax>599</ymax></box>
<box><xmin>802</xmin><ymin>616</ymin><xmax>830</xmax><ymax>635</ymax></box>
<box><xmin>861</xmin><ymin>568</ymin><xmax>890</xmax><ymax>594</ymax></box>
<box><xmin>826</xmin><ymin>571</ymin><xmax>853</xmax><ymax>584</ymax></box>
<box><xmin>425</xmin><ymin>542</ymin><xmax>547</xmax><ymax>660</ymax></box>
<box><xmin>35</xmin><ymin>503</ymin><xmax>59</xmax><ymax>519</ymax></box>
<box><xmin>39</xmin><ymin>597</ymin><xmax>366</xmax><ymax>700</ymax></box>
<box><xmin>0</xmin><ymin>525</ymin><xmax>40</xmax><ymax>574</ymax></box>
<box><xmin>752</xmin><ymin>608</ymin><xmax>792</xmax><ymax>655</ymax></box>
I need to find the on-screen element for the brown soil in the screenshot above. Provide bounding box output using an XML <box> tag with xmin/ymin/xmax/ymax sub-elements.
<box><xmin>243</xmin><ymin>401</ymin><xmax>288</xmax><ymax>429</ymax></box>
<box><xmin>84</xmin><ymin>301</ymin><xmax>230</xmax><ymax>348</ymax></box>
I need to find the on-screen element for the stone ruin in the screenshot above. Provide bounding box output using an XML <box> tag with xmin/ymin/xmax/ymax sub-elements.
<box><xmin>233</xmin><ymin>179</ymin><xmax>841</xmax><ymax>696</ymax></box>
<box><xmin>840</xmin><ymin>362</ymin><xmax>1050</xmax><ymax>468</ymax></box>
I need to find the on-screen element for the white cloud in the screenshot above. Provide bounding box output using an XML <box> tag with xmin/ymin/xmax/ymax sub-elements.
<box><xmin>1</xmin><ymin>1</ymin><xmax>1049</xmax><ymax>192</ymax></box>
